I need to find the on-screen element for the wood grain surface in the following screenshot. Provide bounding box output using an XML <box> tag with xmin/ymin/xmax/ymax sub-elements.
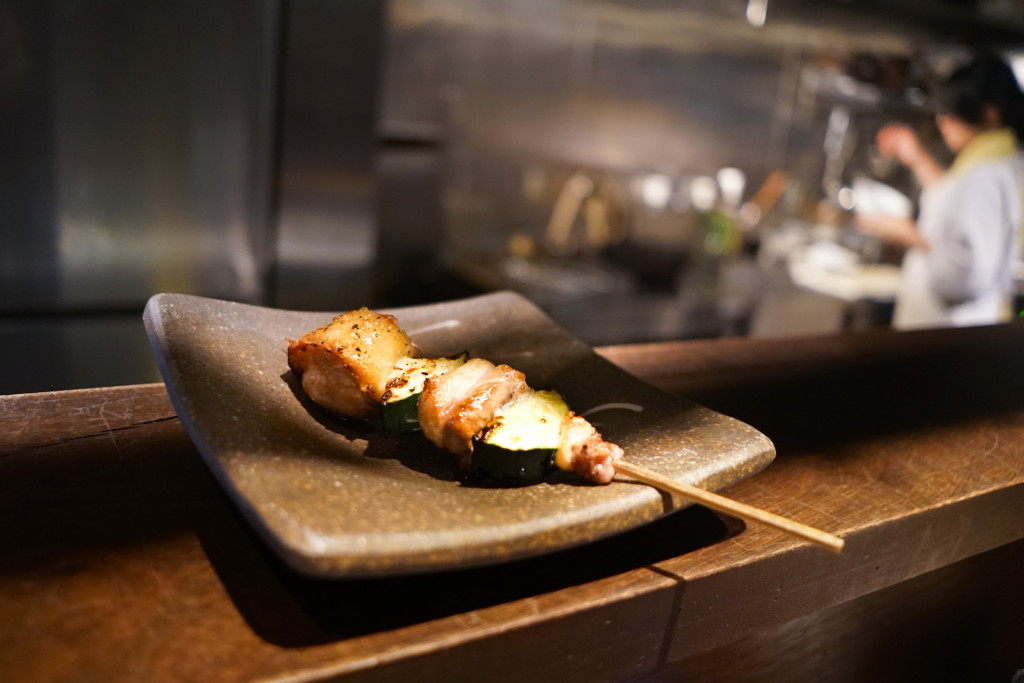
<box><xmin>2</xmin><ymin>322</ymin><xmax>1023</xmax><ymax>682</ymax></box>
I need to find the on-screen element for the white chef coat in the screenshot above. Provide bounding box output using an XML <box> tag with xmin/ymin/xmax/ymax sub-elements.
<box><xmin>893</xmin><ymin>128</ymin><xmax>1024</xmax><ymax>329</ymax></box>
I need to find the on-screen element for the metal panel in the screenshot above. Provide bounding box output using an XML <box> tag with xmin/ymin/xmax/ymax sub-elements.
<box><xmin>0</xmin><ymin>0</ymin><xmax>280</xmax><ymax>312</ymax></box>
<box><xmin>271</xmin><ymin>0</ymin><xmax>384</xmax><ymax>312</ymax></box>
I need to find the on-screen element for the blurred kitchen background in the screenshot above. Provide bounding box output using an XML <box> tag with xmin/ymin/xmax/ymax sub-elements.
<box><xmin>3</xmin><ymin>0</ymin><xmax>1024</xmax><ymax>393</ymax></box>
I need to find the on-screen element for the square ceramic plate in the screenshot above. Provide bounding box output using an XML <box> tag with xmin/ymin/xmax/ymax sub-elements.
<box><xmin>144</xmin><ymin>291</ymin><xmax>774</xmax><ymax>577</ymax></box>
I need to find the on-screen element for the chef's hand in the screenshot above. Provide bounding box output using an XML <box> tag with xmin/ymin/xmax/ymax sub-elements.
<box><xmin>855</xmin><ymin>214</ymin><xmax>929</xmax><ymax>251</ymax></box>
<box><xmin>875</xmin><ymin>123</ymin><xmax>945</xmax><ymax>187</ymax></box>
<box><xmin>876</xmin><ymin>124</ymin><xmax>926</xmax><ymax>166</ymax></box>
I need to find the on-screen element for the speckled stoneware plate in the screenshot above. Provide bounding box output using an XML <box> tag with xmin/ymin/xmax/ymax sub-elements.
<box><xmin>144</xmin><ymin>291</ymin><xmax>774</xmax><ymax>577</ymax></box>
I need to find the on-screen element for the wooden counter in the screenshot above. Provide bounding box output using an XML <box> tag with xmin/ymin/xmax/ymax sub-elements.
<box><xmin>2</xmin><ymin>323</ymin><xmax>1022</xmax><ymax>682</ymax></box>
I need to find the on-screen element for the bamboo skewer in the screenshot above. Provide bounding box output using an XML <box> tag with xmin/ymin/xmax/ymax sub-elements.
<box><xmin>615</xmin><ymin>460</ymin><xmax>845</xmax><ymax>553</ymax></box>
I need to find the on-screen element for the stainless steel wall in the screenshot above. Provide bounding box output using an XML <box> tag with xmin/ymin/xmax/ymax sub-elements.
<box><xmin>374</xmin><ymin>1</ymin><xmax>921</xmax><ymax>326</ymax></box>
<box><xmin>0</xmin><ymin>0</ymin><xmax>280</xmax><ymax>313</ymax></box>
<box><xmin>271</xmin><ymin>0</ymin><xmax>385</xmax><ymax>312</ymax></box>
<box><xmin>378</xmin><ymin>0</ymin><xmax>965</xmax><ymax>262</ymax></box>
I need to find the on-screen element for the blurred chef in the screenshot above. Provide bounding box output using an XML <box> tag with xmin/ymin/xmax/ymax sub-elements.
<box><xmin>857</xmin><ymin>53</ymin><xmax>1024</xmax><ymax>329</ymax></box>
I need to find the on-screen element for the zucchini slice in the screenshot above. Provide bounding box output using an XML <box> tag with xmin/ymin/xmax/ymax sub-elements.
<box><xmin>378</xmin><ymin>352</ymin><xmax>469</xmax><ymax>434</ymax></box>
<box><xmin>472</xmin><ymin>389</ymin><xmax>568</xmax><ymax>481</ymax></box>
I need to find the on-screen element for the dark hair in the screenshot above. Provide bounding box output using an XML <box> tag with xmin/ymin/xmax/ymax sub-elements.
<box><xmin>938</xmin><ymin>53</ymin><xmax>1024</xmax><ymax>141</ymax></box>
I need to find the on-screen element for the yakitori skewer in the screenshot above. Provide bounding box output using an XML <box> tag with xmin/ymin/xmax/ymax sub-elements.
<box><xmin>288</xmin><ymin>307</ymin><xmax>845</xmax><ymax>554</ymax></box>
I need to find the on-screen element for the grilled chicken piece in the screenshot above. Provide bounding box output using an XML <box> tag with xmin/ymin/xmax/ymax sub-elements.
<box><xmin>417</xmin><ymin>358</ymin><xmax>493</xmax><ymax>458</ymax></box>
<box><xmin>555</xmin><ymin>414</ymin><xmax>624</xmax><ymax>485</ymax></box>
<box><xmin>287</xmin><ymin>308</ymin><xmax>417</xmax><ymax>419</ymax></box>
<box><xmin>418</xmin><ymin>358</ymin><xmax>528</xmax><ymax>469</ymax></box>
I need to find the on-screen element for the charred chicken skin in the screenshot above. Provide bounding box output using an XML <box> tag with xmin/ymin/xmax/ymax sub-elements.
<box><xmin>286</xmin><ymin>308</ymin><xmax>417</xmax><ymax>420</ymax></box>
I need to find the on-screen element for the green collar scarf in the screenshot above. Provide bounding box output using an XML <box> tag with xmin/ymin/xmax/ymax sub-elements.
<box><xmin>949</xmin><ymin>127</ymin><xmax>1019</xmax><ymax>175</ymax></box>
